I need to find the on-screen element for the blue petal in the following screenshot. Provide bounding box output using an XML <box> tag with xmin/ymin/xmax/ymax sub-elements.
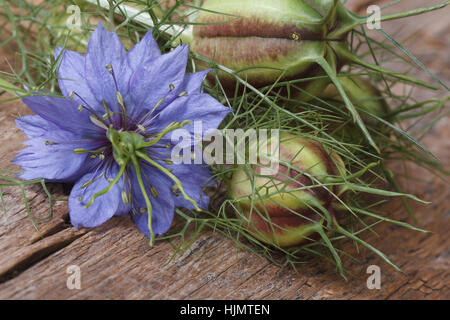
<box><xmin>15</xmin><ymin>114</ymin><xmax>58</xmax><ymax>139</ymax></box>
<box><xmin>54</xmin><ymin>47</ymin><xmax>101</xmax><ymax>113</ymax></box>
<box><xmin>118</xmin><ymin>30</ymin><xmax>162</xmax><ymax>116</ymax></box>
<box><xmin>169</xmin><ymin>163</ymin><xmax>212</xmax><ymax>210</ymax></box>
<box><xmin>180</xmin><ymin>69</ymin><xmax>211</xmax><ymax>94</ymax></box>
<box><xmin>13</xmin><ymin>115</ymin><xmax>103</xmax><ymax>182</ymax></box>
<box><xmin>14</xmin><ymin>141</ymin><xmax>89</xmax><ymax>182</ymax></box>
<box><xmin>84</xmin><ymin>23</ymin><xmax>126</xmax><ymax>113</ymax></box>
<box><xmin>149</xmin><ymin>93</ymin><xmax>230</xmax><ymax>140</ymax></box>
<box><xmin>123</xmin><ymin>29</ymin><xmax>161</xmax><ymax>77</ymax></box>
<box><xmin>69</xmin><ymin>163</ymin><xmax>130</xmax><ymax>229</ymax></box>
<box><xmin>21</xmin><ymin>95</ymin><xmax>102</xmax><ymax>136</ymax></box>
<box><xmin>128</xmin><ymin>44</ymin><xmax>189</xmax><ymax>118</ymax></box>
<box><xmin>129</xmin><ymin>163</ymin><xmax>175</xmax><ymax>236</ymax></box>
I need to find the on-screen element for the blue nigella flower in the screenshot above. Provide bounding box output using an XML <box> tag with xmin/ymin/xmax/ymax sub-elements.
<box><xmin>13</xmin><ymin>23</ymin><xmax>230</xmax><ymax>243</ymax></box>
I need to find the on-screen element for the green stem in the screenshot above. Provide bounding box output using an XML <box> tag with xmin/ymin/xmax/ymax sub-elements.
<box><xmin>316</xmin><ymin>225</ymin><xmax>346</xmax><ymax>280</ymax></box>
<box><xmin>381</xmin><ymin>163</ymin><xmax>416</xmax><ymax>222</ymax></box>
<box><xmin>340</xmin><ymin>183</ymin><xmax>430</xmax><ymax>204</ymax></box>
<box><xmin>314</xmin><ymin>54</ymin><xmax>380</xmax><ymax>153</ymax></box>
<box><xmin>334</xmin><ymin>218</ymin><xmax>401</xmax><ymax>272</ymax></box>
<box><xmin>325</xmin><ymin>162</ymin><xmax>379</xmax><ymax>183</ymax></box>
<box><xmin>82</xmin><ymin>0</ymin><xmax>194</xmax><ymax>43</ymax></box>
<box><xmin>340</xmin><ymin>205</ymin><xmax>428</xmax><ymax>233</ymax></box>
<box><xmin>377</xmin><ymin>29</ymin><xmax>449</xmax><ymax>90</ymax></box>
<box><xmin>378</xmin><ymin>2</ymin><xmax>449</xmax><ymax>23</ymax></box>
<box><xmin>331</xmin><ymin>42</ymin><xmax>439</xmax><ymax>90</ymax></box>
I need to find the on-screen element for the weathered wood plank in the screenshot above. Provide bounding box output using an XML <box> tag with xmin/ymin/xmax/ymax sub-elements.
<box><xmin>0</xmin><ymin>0</ymin><xmax>448</xmax><ymax>299</ymax></box>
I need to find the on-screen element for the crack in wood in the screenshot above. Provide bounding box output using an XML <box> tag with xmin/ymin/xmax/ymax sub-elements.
<box><xmin>0</xmin><ymin>228</ymin><xmax>87</xmax><ymax>284</ymax></box>
<box><xmin>29</xmin><ymin>213</ymin><xmax>70</xmax><ymax>244</ymax></box>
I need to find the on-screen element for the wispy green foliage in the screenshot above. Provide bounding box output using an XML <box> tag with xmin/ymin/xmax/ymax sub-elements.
<box><xmin>0</xmin><ymin>169</ymin><xmax>67</xmax><ymax>235</ymax></box>
<box><xmin>0</xmin><ymin>0</ymin><xmax>448</xmax><ymax>277</ymax></box>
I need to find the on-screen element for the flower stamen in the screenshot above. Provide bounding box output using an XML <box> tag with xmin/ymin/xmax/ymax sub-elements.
<box><xmin>105</xmin><ymin>64</ymin><xmax>119</xmax><ymax>92</ymax></box>
<box><xmin>73</xmin><ymin>146</ymin><xmax>107</xmax><ymax>155</ymax></box>
<box><xmin>116</xmin><ymin>91</ymin><xmax>127</xmax><ymax>128</ymax></box>
<box><xmin>71</xmin><ymin>91</ymin><xmax>98</xmax><ymax>115</ymax></box>
<box><xmin>89</xmin><ymin>114</ymin><xmax>108</xmax><ymax>130</ymax></box>
<box><xmin>139</xmin><ymin>97</ymin><xmax>166</xmax><ymax>126</ymax></box>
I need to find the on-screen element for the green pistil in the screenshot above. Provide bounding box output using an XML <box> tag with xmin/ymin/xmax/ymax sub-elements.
<box><xmin>135</xmin><ymin>150</ymin><xmax>200</xmax><ymax>211</ymax></box>
<box><xmin>143</xmin><ymin>120</ymin><xmax>191</xmax><ymax>148</ymax></box>
<box><xmin>131</xmin><ymin>155</ymin><xmax>154</xmax><ymax>246</ymax></box>
<box><xmin>84</xmin><ymin>164</ymin><xmax>126</xmax><ymax>208</ymax></box>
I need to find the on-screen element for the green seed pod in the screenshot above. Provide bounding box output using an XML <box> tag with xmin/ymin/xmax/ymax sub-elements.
<box><xmin>192</xmin><ymin>0</ymin><xmax>336</xmax><ymax>88</ymax></box>
<box><xmin>191</xmin><ymin>0</ymin><xmax>437</xmax><ymax>89</ymax></box>
<box><xmin>190</xmin><ymin>0</ymin><xmax>443</xmax><ymax>151</ymax></box>
<box><xmin>304</xmin><ymin>76</ymin><xmax>388</xmax><ymax>124</ymax></box>
<box><xmin>228</xmin><ymin>133</ymin><xmax>345</xmax><ymax>248</ymax></box>
<box><xmin>323</xmin><ymin>77</ymin><xmax>388</xmax><ymax>121</ymax></box>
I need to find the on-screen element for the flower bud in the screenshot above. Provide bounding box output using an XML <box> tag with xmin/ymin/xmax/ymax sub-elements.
<box><xmin>229</xmin><ymin>133</ymin><xmax>345</xmax><ymax>247</ymax></box>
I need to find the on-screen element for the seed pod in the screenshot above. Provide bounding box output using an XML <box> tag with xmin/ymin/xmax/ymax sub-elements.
<box><xmin>322</xmin><ymin>76</ymin><xmax>387</xmax><ymax>114</ymax></box>
<box><xmin>191</xmin><ymin>0</ymin><xmax>437</xmax><ymax>90</ymax></box>
<box><xmin>191</xmin><ymin>0</ymin><xmax>336</xmax><ymax>88</ymax></box>
<box><xmin>297</xmin><ymin>76</ymin><xmax>388</xmax><ymax>125</ymax></box>
<box><xmin>228</xmin><ymin>133</ymin><xmax>345</xmax><ymax>247</ymax></box>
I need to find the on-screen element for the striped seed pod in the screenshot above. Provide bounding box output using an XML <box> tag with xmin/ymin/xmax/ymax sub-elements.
<box><xmin>190</xmin><ymin>0</ymin><xmax>436</xmax><ymax>90</ymax></box>
<box><xmin>192</xmin><ymin>0</ymin><xmax>336</xmax><ymax>88</ymax></box>
<box><xmin>228</xmin><ymin>133</ymin><xmax>345</xmax><ymax>248</ymax></box>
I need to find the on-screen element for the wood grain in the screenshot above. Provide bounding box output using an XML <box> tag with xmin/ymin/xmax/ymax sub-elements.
<box><xmin>0</xmin><ymin>0</ymin><xmax>448</xmax><ymax>299</ymax></box>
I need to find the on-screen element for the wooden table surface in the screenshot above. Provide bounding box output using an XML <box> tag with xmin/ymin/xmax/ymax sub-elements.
<box><xmin>0</xmin><ymin>0</ymin><xmax>448</xmax><ymax>299</ymax></box>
